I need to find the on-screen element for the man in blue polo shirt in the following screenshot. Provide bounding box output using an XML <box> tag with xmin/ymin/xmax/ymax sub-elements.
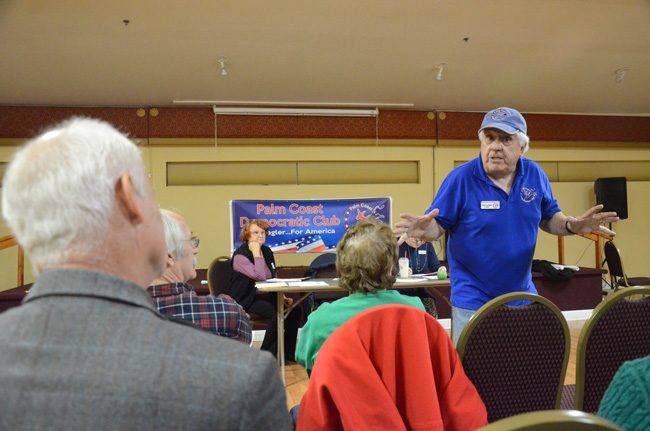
<box><xmin>396</xmin><ymin>107</ymin><xmax>619</xmax><ymax>345</ymax></box>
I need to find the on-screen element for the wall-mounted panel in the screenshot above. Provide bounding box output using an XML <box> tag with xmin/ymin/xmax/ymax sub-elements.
<box><xmin>298</xmin><ymin>161</ymin><xmax>419</xmax><ymax>184</ymax></box>
<box><xmin>557</xmin><ymin>161</ymin><xmax>650</xmax><ymax>182</ymax></box>
<box><xmin>167</xmin><ymin>160</ymin><xmax>420</xmax><ymax>186</ymax></box>
<box><xmin>167</xmin><ymin>162</ymin><xmax>297</xmax><ymax>186</ymax></box>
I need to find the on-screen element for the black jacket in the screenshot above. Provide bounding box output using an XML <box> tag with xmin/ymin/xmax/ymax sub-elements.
<box><xmin>230</xmin><ymin>243</ymin><xmax>276</xmax><ymax>310</ymax></box>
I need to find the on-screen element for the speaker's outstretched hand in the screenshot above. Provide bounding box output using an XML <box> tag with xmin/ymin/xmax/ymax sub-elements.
<box><xmin>568</xmin><ymin>204</ymin><xmax>619</xmax><ymax>237</ymax></box>
<box><xmin>394</xmin><ymin>209</ymin><xmax>443</xmax><ymax>242</ymax></box>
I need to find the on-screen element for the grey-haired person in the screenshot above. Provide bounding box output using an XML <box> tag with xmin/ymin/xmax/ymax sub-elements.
<box><xmin>147</xmin><ymin>209</ymin><xmax>252</xmax><ymax>344</ymax></box>
<box><xmin>396</xmin><ymin>107</ymin><xmax>619</xmax><ymax>345</ymax></box>
<box><xmin>0</xmin><ymin>118</ymin><xmax>291</xmax><ymax>430</ymax></box>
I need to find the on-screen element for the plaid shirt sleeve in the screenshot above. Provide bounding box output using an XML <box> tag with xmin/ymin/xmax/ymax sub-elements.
<box><xmin>155</xmin><ymin>290</ymin><xmax>252</xmax><ymax>344</ymax></box>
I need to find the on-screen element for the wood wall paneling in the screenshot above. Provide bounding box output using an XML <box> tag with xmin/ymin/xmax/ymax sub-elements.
<box><xmin>437</xmin><ymin>111</ymin><xmax>650</xmax><ymax>142</ymax></box>
<box><xmin>148</xmin><ymin>108</ymin><xmax>437</xmax><ymax>139</ymax></box>
<box><xmin>2</xmin><ymin>107</ymin><xmax>648</xmax><ymax>143</ymax></box>
<box><xmin>0</xmin><ymin>107</ymin><xmax>149</xmax><ymax>138</ymax></box>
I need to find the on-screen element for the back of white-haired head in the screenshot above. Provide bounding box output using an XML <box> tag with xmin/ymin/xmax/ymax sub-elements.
<box><xmin>1</xmin><ymin>117</ymin><xmax>146</xmax><ymax>272</ymax></box>
<box><xmin>478</xmin><ymin>130</ymin><xmax>530</xmax><ymax>154</ymax></box>
<box><xmin>160</xmin><ymin>209</ymin><xmax>187</xmax><ymax>261</ymax></box>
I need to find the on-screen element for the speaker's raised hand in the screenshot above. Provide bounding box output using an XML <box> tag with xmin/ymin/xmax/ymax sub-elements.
<box><xmin>394</xmin><ymin>209</ymin><xmax>444</xmax><ymax>243</ymax></box>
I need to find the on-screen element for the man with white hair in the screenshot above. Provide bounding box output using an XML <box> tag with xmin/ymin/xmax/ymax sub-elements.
<box><xmin>0</xmin><ymin>118</ymin><xmax>291</xmax><ymax>430</ymax></box>
<box><xmin>148</xmin><ymin>209</ymin><xmax>252</xmax><ymax>344</ymax></box>
<box><xmin>396</xmin><ymin>107</ymin><xmax>619</xmax><ymax>344</ymax></box>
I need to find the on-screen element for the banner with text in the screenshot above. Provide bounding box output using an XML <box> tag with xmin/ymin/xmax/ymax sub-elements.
<box><xmin>230</xmin><ymin>198</ymin><xmax>391</xmax><ymax>253</ymax></box>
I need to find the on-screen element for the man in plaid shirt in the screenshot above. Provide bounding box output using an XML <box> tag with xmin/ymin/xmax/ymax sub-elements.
<box><xmin>148</xmin><ymin>209</ymin><xmax>252</xmax><ymax>344</ymax></box>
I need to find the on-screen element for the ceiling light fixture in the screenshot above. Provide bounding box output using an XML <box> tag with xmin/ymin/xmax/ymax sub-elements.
<box><xmin>217</xmin><ymin>57</ymin><xmax>228</xmax><ymax>76</ymax></box>
<box><xmin>434</xmin><ymin>63</ymin><xmax>446</xmax><ymax>81</ymax></box>
<box><xmin>212</xmin><ymin>106</ymin><xmax>378</xmax><ymax>117</ymax></box>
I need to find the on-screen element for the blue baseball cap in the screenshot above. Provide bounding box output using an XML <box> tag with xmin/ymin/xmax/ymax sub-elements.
<box><xmin>479</xmin><ymin>107</ymin><xmax>527</xmax><ymax>135</ymax></box>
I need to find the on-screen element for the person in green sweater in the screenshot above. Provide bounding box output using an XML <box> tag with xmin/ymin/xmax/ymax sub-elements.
<box><xmin>295</xmin><ymin>219</ymin><xmax>425</xmax><ymax>376</ymax></box>
<box><xmin>598</xmin><ymin>355</ymin><xmax>650</xmax><ymax>431</ymax></box>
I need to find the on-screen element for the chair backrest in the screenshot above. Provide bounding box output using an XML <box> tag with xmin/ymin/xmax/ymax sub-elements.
<box><xmin>457</xmin><ymin>292</ymin><xmax>570</xmax><ymax>423</ymax></box>
<box><xmin>297</xmin><ymin>304</ymin><xmax>487</xmax><ymax>430</ymax></box>
<box><xmin>207</xmin><ymin>256</ymin><xmax>233</xmax><ymax>296</ymax></box>
<box><xmin>477</xmin><ymin>409</ymin><xmax>624</xmax><ymax>431</ymax></box>
<box><xmin>603</xmin><ymin>241</ymin><xmax>626</xmax><ymax>288</ymax></box>
<box><xmin>304</xmin><ymin>252</ymin><xmax>337</xmax><ymax>278</ymax></box>
<box><xmin>207</xmin><ymin>256</ymin><xmax>270</xmax><ymax>330</ymax></box>
<box><xmin>574</xmin><ymin>286</ymin><xmax>650</xmax><ymax>412</ymax></box>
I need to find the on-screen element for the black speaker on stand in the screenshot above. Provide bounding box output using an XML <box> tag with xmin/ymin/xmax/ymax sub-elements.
<box><xmin>594</xmin><ymin>177</ymin><xmax>628</xmax><ymax>220</ymax></box>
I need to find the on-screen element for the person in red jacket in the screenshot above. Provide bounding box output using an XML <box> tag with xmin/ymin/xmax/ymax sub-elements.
<box><xmin>297</xmin><ymin>304</ymin><xmax>488</xmax><ymax>431</ymax></box>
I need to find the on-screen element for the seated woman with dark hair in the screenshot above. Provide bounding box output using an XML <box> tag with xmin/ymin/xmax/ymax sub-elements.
<box><xmin>295</xmin><ymin>219</ymin><xmax>425</xmax><ymax>376</ymax></box>
<box><xmin>230</xmin><ymin>219</ymin><xmax>300</xmax><ymax>360</ymax></box>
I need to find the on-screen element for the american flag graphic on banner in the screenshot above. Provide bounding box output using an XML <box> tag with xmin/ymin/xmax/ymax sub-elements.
<box><xmin>296</xmin><ymin>235</ymin><xmax>327</xmax><ymax>253</ymax></box>
<box><xmin>269</xmin><ymin>235</ymin><xmax>327</xmax><ymax>254</ymax></box>
<box><xmin>269</xmin><ymin>238</ymin><xmax>301</xmax><ymax>254</ymax></box>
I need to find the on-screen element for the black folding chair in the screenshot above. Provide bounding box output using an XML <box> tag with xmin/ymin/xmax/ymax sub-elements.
<box><xmin>604</xmin><ymin>241</ymin><xmax>650</xmax><ymax>290</ymax></box>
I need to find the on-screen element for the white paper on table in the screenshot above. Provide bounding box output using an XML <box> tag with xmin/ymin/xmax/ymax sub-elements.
<box><xmin>288</xmin><ymin>281</ymin><xmax>329</xmax><ymax>287</ymax></box>
<box><xmin>395</xmin><ymin>277</ymin><xmax>424</xmax><ymax>283</ymax></box>
<box><xmin>256</xmin><ymin>282</ymin><xmax>287</xmax><ymax>288</ymax></box>
<box><xmin>266</xmin><ymin>277</ymin><xmax>309</xmax><ymax>282</ymax></box>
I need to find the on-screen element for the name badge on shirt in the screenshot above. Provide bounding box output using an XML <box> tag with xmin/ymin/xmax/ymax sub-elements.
<box><xmin>271</xmin><ymin>262</ymin><xmax>276</xmax><ymax>269</ymax></box>
<box><xmin>418</xmin><ymin>250</ymin><xmax>427</xmax><ymax>255</ymax></box>
<box><xmin>481</xmin><ymin>201</ymin><xmax>500</xmax><ymax>210</ymax></box>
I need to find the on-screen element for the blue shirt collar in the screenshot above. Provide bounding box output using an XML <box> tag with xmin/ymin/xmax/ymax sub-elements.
<box><xmin>473</xmin><ymin>153</ymin><xmax>526</xmax><ymax>184</ymax></box>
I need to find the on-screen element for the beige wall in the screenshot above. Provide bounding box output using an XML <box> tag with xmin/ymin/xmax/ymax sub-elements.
<box><xmin>1</xmin><ymin>139</ymin><xmax>649</xmax><ymax>292</ymax></box>
<box><xmin>145</xmin><ymin>142</ymin><xmax>436</xmax><ymax>270</ymax></box>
